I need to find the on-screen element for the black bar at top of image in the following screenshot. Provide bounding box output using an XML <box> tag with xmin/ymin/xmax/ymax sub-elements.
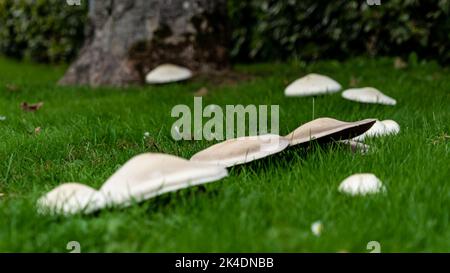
<box><xmin>0</xmin><ymin>253</ymin><xmax>447</xmax><ymax>272</ymax></box>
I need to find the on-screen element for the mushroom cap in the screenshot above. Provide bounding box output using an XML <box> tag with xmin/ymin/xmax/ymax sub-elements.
<box><xmin>338</xmin><ymin>173</ymin><xmax>385</xmax><ymax>196</ymax></box>
<box><xmin>342</xmin><ymin>87</ymin><xmax>397</xmax><ymax>105</ymax></box>
<box><xmin>99</xmin><ymin>153</ymin><xmax>228</xmax><ymax>206</ymax></box>
<box><xmin>285</xmin><ymin>117</ymin><xmax>376</xmax><ymax>146</ymax></box>
<box><xmin>190</xmin><ymin>134</ymin><xmax>290</xmax><ymax>168</ymax></box>
<box><xmin>353</xmin><ymin>119</ymin><xmax>400</xmax><ymax>141</ymax></box>
<box><xmin>284</xmin><ymin>73</ymin><xmax>342</xmax><ymax>97</ymax></box>
<box><xmin>37</xmin><ymin>183</ymin><xmax>104</xmax><ymax>215</ymax></box>
<box><xmin>145</xmin><ymin>64</ymin><xmax>193</xmax><ymax>84</ymax></box>
<box><xmin>382</xmin><ymin>119</ymin><xmax>400</xmax><ymax>135</ymax></box>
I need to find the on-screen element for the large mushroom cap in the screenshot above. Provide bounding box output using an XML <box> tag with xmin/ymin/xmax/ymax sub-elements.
<box><xmin>99</xmin><ymin>153</ymin><xmax>228</xmax><ymax>206</ymax></box>
<box><xmin>338</xmin><ymin>173</ymin><xmax>385</xmax><ymax>196</ymax></box>
<box><xmin>284</xmin><ymin>73</ymin><xmax>342</xmax><ymax>97</ymax></box>
<box><xmin>145</xmin><ymin>64</ymin><xmax>193</xmax><ymax>84</ymax></box>
<box><xmin>37</xmin><ymin>183</ymin><xmax>104</xmax><ymax>215</ymax></box>
<box><xmin>190</xmin><ymin>134</ymin><xmax>289</xmax><ymax>168</ymax></box>
<box><xmin>285</xmin><ymin>117</ymin><xmax>376</xmax><ymax>146</ymax></box>
<box><xmin>342</xmin><ymin>87</ymin><xmax>397</xmax><ymax>105</ymax></box>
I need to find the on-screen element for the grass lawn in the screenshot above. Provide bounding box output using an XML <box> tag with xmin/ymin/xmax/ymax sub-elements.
<box><xmin>0</xmin><ymin>56</ymin><xmax>449</xmax><ymax>253</ymax></box>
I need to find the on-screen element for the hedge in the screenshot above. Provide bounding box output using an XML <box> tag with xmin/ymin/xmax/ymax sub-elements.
<box><xmin>229</xmin><ymin>0</ymin><xmax>450</xmax><ymax>63</ymax></box>
<box><xmin>0</xmin><ymin>0</ymin><xmax>87</xmax><ymax>63</ymax></box>
<box><xmin>1</xmin><ymin>0</ymin><xmax>449</xmax><ymax>64</ymax></box>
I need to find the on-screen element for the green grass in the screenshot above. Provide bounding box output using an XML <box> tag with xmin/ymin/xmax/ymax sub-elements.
<box><xmin>0</xmin><ymin>56</ymin><xmax>449</xmax><ymax>252</ymax></box>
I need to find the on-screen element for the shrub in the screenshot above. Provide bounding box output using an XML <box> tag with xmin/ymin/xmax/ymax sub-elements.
<box><xmin>1</xmin><ymin>0</ymin><xmax>450</xmax><ymax>64</ymax></box>
<box><xmin>229</xmin><ymin>0</ymin><xmax>450</xmax><ymax>64</ymax></box>
<box><xmin>0</xmin><ymin>0</ymin><xmax>87</xmax><ymax>63</ymax></box>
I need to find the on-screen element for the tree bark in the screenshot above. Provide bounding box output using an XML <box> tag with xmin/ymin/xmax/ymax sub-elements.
<box><xmin>59</xmin><ymin>0</ymin><xmax>229</xmax><ymax>87</ymax></box>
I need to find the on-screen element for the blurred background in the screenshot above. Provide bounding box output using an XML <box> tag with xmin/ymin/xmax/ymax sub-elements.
<box><xmin>0</xmin><ymin>0</ymin><xmax>449</xmax><ymax>65</ymax></box>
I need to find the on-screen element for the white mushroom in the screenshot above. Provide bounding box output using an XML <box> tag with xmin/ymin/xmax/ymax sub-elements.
<box><xmin>285</xmin><ymin>117</ymin><xmax>376</xmax><ymax>146</ymax></box>
<box><xmin>284</xmin><ymin>73</ymin><xmax>342</xmax><ymax>97</ymax></box>
<box><xmin>382</xmin><ymin>120</ymin><xmax>400</xmax><ymax>135</ymax></box>
<box><xmin>190</xmin><ymin>134</ymin><xmax>289</xmax><ymax>167</ymax></box>
<box><xmin>99</xmin><ymin>153</ymin><xmax>228</xmax><ymax>207</ymax></box>
<box><xmin>37</xmin><ymin>183</ymin><xmax>105</xmax><ymax>215</ymax></box>
<box><xmin>338</xmin><ymin>173</ymin><xmax>385</xmax><ymax>196</ymax></box>
<box><xmin>145</xmin><ymin>64</ymin><xmax>193</xmax><ymax>84</ymax></box>
<box><xmin>353</xmin><ymin>119</ymin><xmax>400</xmax><ymax>141</ymax></box>
<box><xmin>342</xmin><ymin>87</ymin><xmax>397</xmax><ymax>105</ymax></box>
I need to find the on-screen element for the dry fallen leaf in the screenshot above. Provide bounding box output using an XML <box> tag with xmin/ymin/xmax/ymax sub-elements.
<box><xmin>429</xmin><ymin>132</ymin><xmax>450</xmax><ymax>145</ymax></box>
<box><xmin>21</xmin><ymin>102</ymin><xmax>44</xmax><ymax>112</ymax></box>
<box><xmin>394</xmin><ymin>57</ymin><xmax>407</xmax><ymax>69</ymax></box>
<box><xmin>35</xmin><ymin>127</ymin><xmax>42</xmax><ymax>135</ymax></box>
<box><xmin>194</xmin><ymin>87</ymin><xmax>208</xmax><ymax>96</ymax></box>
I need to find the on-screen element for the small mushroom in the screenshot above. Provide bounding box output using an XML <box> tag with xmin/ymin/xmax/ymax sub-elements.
<box><xmin>99</xmin><ymin>153</ymin><xmax>228</xmax><ymax>206</ymax></box>
<box><xmin>145</xmin><ymin>64</ymin><xmax>193</xmax><ymax>84</ymax></box>
<box><xmin>37</xmin><ymin>183</ymin><xmax>105</xmax><ymax>215</ymax></box>
<box><xmin>382</xmin><ymin>120</ymin><xmax>400</xmax><ymax>135</ymax></box>
<box><xmin>338</xmin><ymin>173</ymin><xmax>385</xmax><ymax>196</ymax></box>
<box><xmin>190</xmin><ymin>134</ymin><xmax>290</xmax><ymax>167</ymax></box>
<box><xmin>285</xmin><ymin>117</ymin><xmax>376</xmax><ymax>146</ymax></box>
<box><xmin>284</xmin><ymin>73</ymin><xmax>342</xmax><ymax>97</ymax></box>
<box><xmin>353</xmin><ymin>119</ymin><xmax>400</xmax><ymax>141</ymax></box>
<box><xmin>341</xmin><ymin>87</ymin><xmax>397</xmax><ymax>105</ymax></box>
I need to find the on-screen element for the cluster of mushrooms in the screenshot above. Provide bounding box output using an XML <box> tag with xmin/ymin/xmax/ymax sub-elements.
<box><xmin>38</xmin><ymin>65</ymin><xmax>400</xmax><ymax>216</ymax></box>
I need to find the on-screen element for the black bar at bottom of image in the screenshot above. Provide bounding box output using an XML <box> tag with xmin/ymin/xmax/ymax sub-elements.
<box><xmin>0</xmin><ymin>253</ymin><xmax>446</xmax><ymax>272</ymax></box>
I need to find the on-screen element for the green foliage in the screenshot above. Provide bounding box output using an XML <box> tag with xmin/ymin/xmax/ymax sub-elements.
<box><xmin>229</xmin><ymin>0</ymin><xmax>450</xmax><ymax>63</ymax></box>
<box><xmin>0</xmin><ymin>0</ymin><xmax>87</xmax><ymax>63</ymax></box>
<box><xmin>1</xmin><ymin>0</ymin><xmax>450</xmax><ymax>64</ymax></box>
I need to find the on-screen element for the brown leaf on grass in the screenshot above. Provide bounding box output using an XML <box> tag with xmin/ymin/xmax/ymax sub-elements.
<box><xmin>5</xmin><ymin>83</ymin><xmax>20</xmax><ymax>92</ymax></box>
<box><xmin>429</xmin><ymin>132</ymin><xmax>450</xmax><ymax>145</ymax></box>
<box><xmin>144</xmin><ymin>137</ymin><xmax>162</xmax><ymax>152</ymax></box>
<box><xmin>34</xmin><ymin>127</ymin><xmax>42</xmax><ymax>135</ymax></box>
<box><xmin>394</xmin><ymin>57</ymin><xmax>407</xmax><ymax>69</ymax></box>
<box><xmin>194</xmin><ymin>87</ymin><xmax>208</xmax><ymax>96</ymax></box>
<box><xmin>349</xmin><ymin>76</ymin><xmax>360</xmax><ymax>87</ymax></box>
<box><xmin>21</xmin><ymin>102</ymin><xmax>44</xmax><ymax>112</ymax></box>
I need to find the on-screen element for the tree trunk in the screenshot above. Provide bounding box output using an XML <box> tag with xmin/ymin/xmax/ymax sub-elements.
<box><xmin>59</xmin><ymin>0</ymin><xmax>229</xmax><ymax>87</ymax></box>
